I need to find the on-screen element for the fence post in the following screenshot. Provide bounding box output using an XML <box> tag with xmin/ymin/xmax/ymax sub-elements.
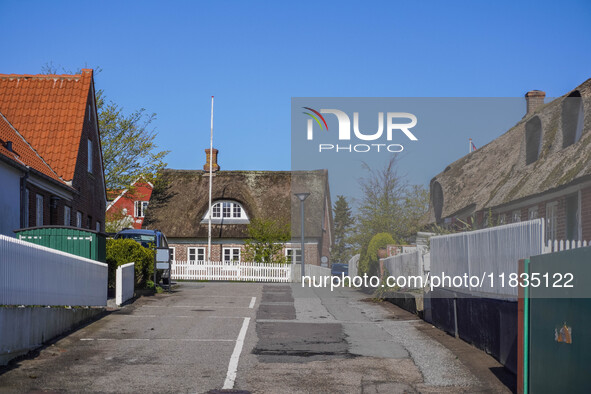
<box><xmin>116</xmin><ymin>265</ymin><xmax>122</xmax><ymax>306</ymax></box>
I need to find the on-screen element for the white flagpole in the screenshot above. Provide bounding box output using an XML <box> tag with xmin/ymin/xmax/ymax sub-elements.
<box><xmin>208</xmin><ymin>96</ymin><xmax>214</xmax><ymax>263</ymax></box>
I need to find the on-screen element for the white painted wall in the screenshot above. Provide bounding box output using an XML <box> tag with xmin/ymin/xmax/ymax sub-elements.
<box><xmin>0</xmin><ymin>162</ymin><xmax>22</xmax><ymax>237</ymax></box>
<box><xmin>0</xmin><ymin>235</ymin><xmax>108</xmax><ymax>306</ymax></box>
<box><xmin>116</xmin><ymin>262</ymin><xmax>135</xmax><ymax>306</ymax></box>
<box><xmin>0</xmin><ymin>307</ymin><xmax>103</xmax><ymax>366</ymax></box>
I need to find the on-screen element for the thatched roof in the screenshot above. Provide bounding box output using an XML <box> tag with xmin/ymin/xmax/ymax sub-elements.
<box><xmin>428</xmin><ymin>78</ymin><xmax>591</xmax><ymax>223</ymax></box>
<box><xmin>143</xmin><ymin>169</ymin><xmax>331</xmax><ymax>239</ymax></box>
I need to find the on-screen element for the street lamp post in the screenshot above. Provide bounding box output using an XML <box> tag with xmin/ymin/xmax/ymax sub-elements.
<box><xmin>295</xmin><ymin>193</ymin><xmax>310</xmax><ymax>280</ymax></box>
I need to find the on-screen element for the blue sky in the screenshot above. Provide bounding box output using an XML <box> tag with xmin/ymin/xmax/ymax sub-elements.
<box><xmin>1</xmin><ymin>0</ymin><xmax>590</xmax><ymax>188</ymax></box>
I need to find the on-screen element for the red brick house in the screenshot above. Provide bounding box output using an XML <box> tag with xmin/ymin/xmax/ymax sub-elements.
<box><xmin>106</xmin><ymin>178</ymin><xmax>154</xmax><ymax>230</ymax></box>
<box><xmin>0</xmin><ymin>69</ymin><xmax>106</xmax><ymax>235</ymax></box>
<box><xmin>143</xmin><ymin>150</ymin><xmax>333</xmax><ymax>266</ymax></box>
<box><xmin>427</xmin><ymin>79</ymin><xmax>591</xmax><ymax>242</ymax></box>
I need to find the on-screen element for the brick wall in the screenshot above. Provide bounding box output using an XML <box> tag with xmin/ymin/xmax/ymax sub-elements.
<box><xmin>489</xmin><ymin>189</ymin><xmax>591</xmax><ymax>241</ymax></box>
<box><xmin>169</xmin><ymin>241</ymin><xmax>321</xmax><ymax>265</ymax></box>
<box><xmin>69</xmin><ymin>89</ymin><xmax>106</xmax><ymax>232</ymax></box>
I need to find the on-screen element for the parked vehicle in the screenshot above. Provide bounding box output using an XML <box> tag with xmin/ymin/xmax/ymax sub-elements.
<box><xmin>331</xmin><ymin>263</ymin><xmax>349</xmax><ymax>276</ymax></box>
<box><xmin>114</xmin><ymin>228</ymin><xmax>171</xmax><ymax>284</ymax></box>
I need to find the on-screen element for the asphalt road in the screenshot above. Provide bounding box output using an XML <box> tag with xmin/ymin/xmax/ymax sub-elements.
<box><xmin>0</xmin><ymin>282</ymin><xmax>515</xmax><ymax>393</ymax></box>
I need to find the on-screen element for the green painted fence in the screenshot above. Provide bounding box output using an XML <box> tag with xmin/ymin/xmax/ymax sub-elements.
<box><xmin>523</xmin><ymin>246</ymin><xmax>591</xmax><ymax>393</ymax></box>
<box><xmin>14</xmin><ymin>226</ymin><xmax>107</xmax><ymax>263</ymax></box>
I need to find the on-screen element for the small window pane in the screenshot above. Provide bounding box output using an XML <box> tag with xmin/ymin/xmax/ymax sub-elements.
<box><xmin>286</xmin><ymin>249</ymin><xmax>301</xmax><ymax>264</ymax></box>
<box><xmin>223</xmin><ymin>202</ymin><xmax>231</xmax><ymax>218</ymax></box>
<box><xmin>36</xmin><ymin>194</ymin><xmax>43</xmax><ymax>227</ymax></box>
<box><xmin>87</xmin><ymin>139</ymin><xmax>93</xmax><ymax>173</ymax></box>
<box><xmin>224</xmin><ymin>248</ymin><xmax>240</xmax><ymax>262</ymax></box>
<box><xmin>64</xmin><ymin>206</ymin><xmax>71</xmax><ymax>226</ymax></box>
<box><xmin>233</xmin><ymin>204</ymin><xmax>241</xmax><ymax>218</ymax></box>
<box><xmin>213</xmin><ymin>203</ymin><xmax>221</xmax><ymax>218</ymax></box>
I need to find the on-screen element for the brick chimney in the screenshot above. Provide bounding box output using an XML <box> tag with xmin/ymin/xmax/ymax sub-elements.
<box><xmin>203</xmin><ymin>148</ymin><xmax>220</xmax><ymax>172</ymax></box>
<box><xmin>525</xmin><ymin>90</ymin><xmax>546</xmax><ymax>116</ymax></box>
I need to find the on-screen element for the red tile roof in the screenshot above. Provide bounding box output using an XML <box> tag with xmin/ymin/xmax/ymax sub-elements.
<box><xmin>0</xmin><ymin>112</ymin><xmax>67</xmax><ymax>186</ymax></box>
<box><xmin>0</xmin><ymin>69</ymin><xmax>94</xmax><ymax>181</ymax></box>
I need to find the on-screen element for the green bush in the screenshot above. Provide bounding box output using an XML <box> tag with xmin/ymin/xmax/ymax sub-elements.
<box><xmin>359</xmin><ymin>232</ymin><xmax>395</xmax><ymax>276</ymax></box>
<box><xmin>106</xmin><ymin>238</ymin><xmax>155</xmax><ymax>288</ymax></box>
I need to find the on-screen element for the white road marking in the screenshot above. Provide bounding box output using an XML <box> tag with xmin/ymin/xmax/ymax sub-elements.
<box><xmin>249</xmin><ymin>297</ymin><xmax>256</xmax><ymax>309</ymax></box>
<box><xmin>142</xmin><ymin>305</ymin><xmax>251</xmax><ymax>309</ymax></box>
<box><xmin>222</xmin><ymin>317</ymin><xmax>251</xmax><ymax>390</ymax></box>
<box><xmin>80</xmin><ymin>338</ymin><xmax>234</xmax><ymax>342</ymax></box>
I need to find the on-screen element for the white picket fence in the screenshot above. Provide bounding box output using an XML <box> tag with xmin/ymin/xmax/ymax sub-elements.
<box><xmin>171</xmin><ymin>260</ymin><xmax>291</xmax><ymax>282</ymax></box>
<box><xmin>544</xmin><ymin>239</ymin><xmax>589</xmax><ymax>253</ymax></box>
<box><xmin>0</xmin><ymin>234</ymin><xmax>107</xmax><ymax>306</ymax></box>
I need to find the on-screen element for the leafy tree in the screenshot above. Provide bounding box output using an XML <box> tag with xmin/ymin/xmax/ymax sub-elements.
<box><xmin>243</xmin><ymin>218</ymin><xmax>290</xmax><ymax>264</ymax></box>
<box><xmin>400</xmin><ymin>184</ymin><xmax>430</xmax><ymax>237</ymax></box>
<box><xmin>41</xmin><ymin>63</ymin><xmax>169</xmax><ymax>191</ymax></box>
<box><xmin>352</xmin><ymin>157</ymin><xmax>429</xmax><ymax>250</ymax></box>
<box><xmin>98</xmin><ymin>92</ymin><xmax>169</xmax><ymax>191</ymax></box>
<box><xmin>332</xmin><ymin>195</ymin><xmax>354</xmax><ymax>264</ymax></box>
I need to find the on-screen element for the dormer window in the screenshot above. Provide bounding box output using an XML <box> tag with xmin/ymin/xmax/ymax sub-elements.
<box><xmin>525</xmin><ymin>116</ymin><xmax>542</xmax><ymax>165</ymax></box>
<box><xmin>202</xmin><ymin>200</ymin><xmax>249</xmax><ymax>223</ymax></box>
<box><xmin>562</xmin><ymin>91</ymin><xmax>584</xmax><ymax>148</ymax></box>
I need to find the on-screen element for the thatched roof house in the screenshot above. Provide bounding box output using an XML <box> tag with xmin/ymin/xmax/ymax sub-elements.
<box><xmin>428</xmin><ymin>78</ymin><xmax>591</xmax><ymax>241</ymax></box>
<box><xmin>143</xmin><ymin>151</ymin><xmax>333</xmax><ymax>265</ymax></box>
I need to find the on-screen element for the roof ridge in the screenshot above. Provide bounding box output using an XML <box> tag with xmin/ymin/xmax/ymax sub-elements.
<box><xmin>0</xmin><ymin>69</ymin><xmax>93</xmax><ymax>80</ymax></box>
<box><xmin>0</xmin><ymin>111</ymin><xmax>66</xmax><ymax>184</ymax></box>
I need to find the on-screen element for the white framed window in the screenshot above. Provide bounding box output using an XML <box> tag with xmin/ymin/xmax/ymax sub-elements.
<box><xmin>76</xmin><ymin>211</ymin><xmax>82</xmax><ymax>228</ymax></box>
<box><xmin>87</xmin><ymin>139</ymin><xmax>93</xmax><ymax>173</ymax></box>
<box><xmin>499</xmin><ymin>214</ymin><xmax>507</xmax><ymax>225</ymax></box>
<box><xmin>223</xmin><ymin>247</ymin><xmax>240</xmax><ymax>263</ymax></box>
<box><xmin>203</xmin><ymin>200</ymin><xmax>248</xmax><ymax>222</ymax></box>
<box><xmin>285</xmin><ymin>248</ymin><xmax>302</xmax><ymax>264</ymax></box>
<box><xmin>512</xmin><ymin>210</ymin><xmax>521</xmax><ymax>223</ymax></box>
<box><xmin>546</xmin><ymin>201</ymin><xmax>558</xmax><ymax>241</ymax></box>
<box><xmin>96</xmin><ymin>221</ymin><xmax>101</xmax><ymax>232</ymax></box>
<box><xmin>188</xmin><ymin>247</ymin><xmax>206</xmax><ymax>263</ymax></box>
<box><xmin>528</xmin><ymin>206</ymin><xmax>539</xmax><ymax>220</ymax></box>
<box><xmin>64</xmin><ymin>206</ymin><xmax>71</xmax><ymax>226</ymax></box>
<box><xmin>222</xmin><ymin>202</ymin><xmax>231</xmax><ymax>217</ymax></box>
<box><xmin>134</xmin><ymin>201</ymin><xmax>149</xmax><ymax>218</ymax></box>
<box><xmin>36</xmin><ymin>194</ymin><xmax>44</xmax><ymax>227</ymax></box>
<box><xmin>169</xmin><ymin>247</ymin><xmax>176</xmax><ymax>262</ymax></box>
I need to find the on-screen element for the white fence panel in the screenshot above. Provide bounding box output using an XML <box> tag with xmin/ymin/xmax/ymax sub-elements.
<box><xmin>305</xmin><ymin>264</ymin><xmax>331</xmax><ymax>279</ymax></box>
<box><xmin>348</xmin><ymin>254</ymin><xmax>360</xmax><ymax>278</ymax></box>
<box><xmin>116</xmin><ymin>262</ymin><xmax>135</xmax><ymax>306</ymax></box>
<box><xmin>0</xmin><ymin>235</ymin><xmax>107</xmax><ymax>306</ymax></box>
<box><xmin>171</xmin><ymin>261</ymin><xmax>291</xmax><ymax>282</ymax></box>
<box><xmin>430</xmin><ymin>219</ymin><xmax>545</xmax><ymax>298</ymax></box>
<box><xmin>382</xmin><ymin>251</ymin><xmax>429</xmax><ymax>288</ymax></box>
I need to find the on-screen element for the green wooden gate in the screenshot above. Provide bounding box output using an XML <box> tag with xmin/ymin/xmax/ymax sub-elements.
<box><xmin>522</xmin><ymin>246</ymin><xmax>591</xmax><ymax>393</ymax></box>
<box><xmin>14</xmin><ymin>226</ymin><xmax>107</xmax><ymax>262</ymax></box>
